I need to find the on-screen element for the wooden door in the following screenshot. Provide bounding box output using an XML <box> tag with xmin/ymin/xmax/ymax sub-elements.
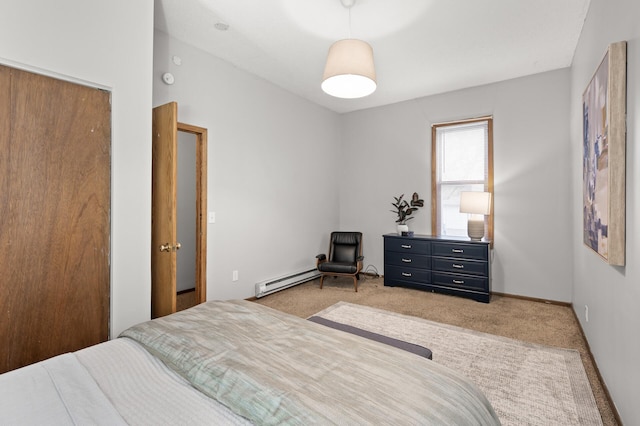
<box><xmin>151</xmin><ymin>105</ymin><xmax>208</xmax><ymax>318</ymax></box>
<box><xmin>0</xmin><ymin>65</ymin><xmax>111</xmax><ymax>373</ymax></box>
<box><xmin>151</xmin><ymin>102</ymin><xmax>178</xmax><ymax>318</ymax></box>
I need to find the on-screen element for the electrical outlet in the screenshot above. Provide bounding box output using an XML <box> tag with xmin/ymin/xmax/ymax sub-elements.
<box><xmin>585</xmin><ymin>305</ymin><xmax>589</xmax><ymax>322</ymax></box>
<box><xmin>208</xmin><ymin>212</ymin><xmax>215</xmax><ymax>223</ymax></box>
<box><xmin>232</xmin><ymin>270</ymin><xmax>238</xmax><ymax>281</ymax></box>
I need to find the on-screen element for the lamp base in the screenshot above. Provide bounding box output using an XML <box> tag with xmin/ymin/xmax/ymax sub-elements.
<box><xmin>467</xmin><ymin>219</ymin><xmax>485</xmax><ymax>241</ymax></box>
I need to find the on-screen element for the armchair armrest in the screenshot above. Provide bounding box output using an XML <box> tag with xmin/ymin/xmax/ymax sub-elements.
<box><xmin>356</xmin><ymin>256</ymin><xmax>364</xmax><ymax>261</ymax></box>
<box><xmin>316</xmin><ymin>254</ymin><xmax>326</xmax><ymax>261</ymax></box>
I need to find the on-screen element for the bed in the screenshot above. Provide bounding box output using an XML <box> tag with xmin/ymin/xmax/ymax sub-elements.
<box><xmin>0</xmin><ymin>300</ymin><xmax>499</xmax><ymax>425</ymax></box>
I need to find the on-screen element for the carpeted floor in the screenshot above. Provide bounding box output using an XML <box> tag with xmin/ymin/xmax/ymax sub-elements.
<box><xmin>252</xmin><ymin>275</ymin><xmax>617</xmax><ymax>426</ymax></box>
<box><xmin>176</xmin><ymin>289</ymin><xmax>197</xmax><ymax>312</ymax></box>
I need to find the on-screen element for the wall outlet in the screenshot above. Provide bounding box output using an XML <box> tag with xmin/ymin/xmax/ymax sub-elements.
<box><xmin>232</xmin><ymin>270</ymin><xmax>238</xmax><ymax>281</ymax></box>
<box><xmin>585</xmin><ymin>305</ymin><xmax>589</xmax><ymax>322</ymax></box>
<box><xmin>208</xmin><ymin>212</ymin><xmax>215</xmax><ymax>223</ymax></box>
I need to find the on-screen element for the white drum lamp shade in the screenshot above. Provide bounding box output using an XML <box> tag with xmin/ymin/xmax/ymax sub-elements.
<box><xmin>321</xmin><ymin>39</ymin><xmax>377</xmax><ymax>99</ymax></box>
<box><xmin>460</xmin><ymin>191</ymin><xmax>492</xmax><ymax>241</ymax></box>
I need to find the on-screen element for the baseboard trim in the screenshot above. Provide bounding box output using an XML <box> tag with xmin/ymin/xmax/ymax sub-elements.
<box><xmin>491</xmin><ymin>291</ymin><xmax>571</xmax><ymax>307</ymax></box>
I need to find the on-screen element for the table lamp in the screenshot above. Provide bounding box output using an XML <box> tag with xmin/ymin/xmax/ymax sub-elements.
<box><xmin>459</xmin><ymin>191</ymin><xmax>492</xmax><ymax>241</ymax></box>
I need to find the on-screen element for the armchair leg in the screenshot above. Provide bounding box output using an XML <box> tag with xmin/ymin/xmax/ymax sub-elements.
<box><xmin>352</xmin><ymin>276</ymin><xmax>358</xmax><ymax>292</ymax></box>
<box><xmin>320</xmin><ymin>275</ymin><xmax>325</xmax><ymax>289</ymax></box>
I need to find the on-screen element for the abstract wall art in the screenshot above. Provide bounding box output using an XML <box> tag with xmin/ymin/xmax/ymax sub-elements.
<box><xmin>582</xmin><ymin>41</ymin><xmax>626</xmax><ymax>266</ymax></box>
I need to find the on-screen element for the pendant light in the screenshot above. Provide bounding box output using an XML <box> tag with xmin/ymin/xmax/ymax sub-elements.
<box><xmin>321</xmin><ymin>0</ymin><xmax>376</xmax><ymax>99</ymax></box>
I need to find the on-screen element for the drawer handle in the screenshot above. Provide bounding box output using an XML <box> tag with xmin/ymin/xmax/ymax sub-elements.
<box><xmin>401</xmin><ymin>244</ymin><xmax>412</xmax><ymax>249</ymax></box>
<box><xmin>452</xmin><ymin>264</ymin><xmax>464</xmax><ymax>269</ymax></box>
<box><xmin>402</xmin><ymin>272</ymin><xmax>412</xmax><ymax>277</ymax></box>
<box><xmin>402</xmin><ymin>258</ymin><xmax>412</xmax><ymax>263</ymax></box>
<box><xmin>452</xmin><ymin>249</ymin><xmax>464</xmax><ymax>253</ymax></box>
<box><xmin>453</xmin><ymin>279</ymin><xmax>465</xmax><ymax>284</ymax></box>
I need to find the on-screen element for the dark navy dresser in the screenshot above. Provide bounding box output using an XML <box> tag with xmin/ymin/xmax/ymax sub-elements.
<box><xmin>383</xmin><ymin>234</ymin><xmax>491</xmax><ymax>303</ymax></box>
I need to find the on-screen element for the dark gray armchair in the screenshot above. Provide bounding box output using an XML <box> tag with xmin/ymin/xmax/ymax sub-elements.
<box><xmin>316</xmin><ymin>232</ymin><xmax>364</xmax><ymax>292</ymax></box>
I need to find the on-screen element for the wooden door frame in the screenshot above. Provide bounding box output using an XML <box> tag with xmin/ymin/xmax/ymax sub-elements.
<box><xmin>178</xmin><ymin>122</ymin><xmax>207</xmax><ymax>305</ymax></box>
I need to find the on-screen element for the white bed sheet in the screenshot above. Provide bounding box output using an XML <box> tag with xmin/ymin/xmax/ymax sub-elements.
<box><xmin>0</xmin><ymin>338</ymin><xmax>251</xmax><ymax>426</ymax></box>
<box><xmin>0</xmin><ymin>352</ymin><xmax>127</xmax><ymax>425</ymax></box>
<box><xmin>75</xmin><ymin>338</ymin><xmax>252</xmax><ymax>425</ymax></box>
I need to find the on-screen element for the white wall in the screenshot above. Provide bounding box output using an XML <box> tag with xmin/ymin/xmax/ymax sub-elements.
<box><xmin>153</xmin><ymin>30</ymin><xmax>342</xmax><ymax>300</ymax></box>
<box><xmin>0</xmin><ymin>0</ymin><xmax>154</xmax><ymax>338</ymax></box>
<box><xmin>570</xmin><ymin>0</ymin><xmax>640</xmax><ymax>422</ymax></box>
<box><xmin>341</xmin><ymin>69</ymin><xmax>573</xmax><ymax>302</ymax></box>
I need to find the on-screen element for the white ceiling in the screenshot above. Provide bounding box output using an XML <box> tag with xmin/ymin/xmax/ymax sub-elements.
<box><xmin>154</xmin><ymin>0</ymin><xmax>591</xmax><ymax>114</ymax></box>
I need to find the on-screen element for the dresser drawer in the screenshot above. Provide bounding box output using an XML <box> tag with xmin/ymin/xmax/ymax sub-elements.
<box><xmin>431</xmin><ymin>242</ymin><xmax>488</xmax><ymax>261</ymax></box>
<box><xmin>385</xmin><ymin>251</ymin><xmax>431</xmax><ymax>269</ymax></box>
<box><xmin>384</xmin><ymin>238</ymin><xmax>431</xmax><ymax>255</ymax></box>
<box><xmin>385</xmin><ymin>265</ymin><xmax>431</xmax><ymax>284</ymax></box>
<box><xmin>432</xmin><ymin>272</ymin><xmax>488</xmax><ymax>291</ymax></box>
<box><xmin>432</xmin><ymin>257</ymin><xmax>487</xmax><ymax>276</ymax></box>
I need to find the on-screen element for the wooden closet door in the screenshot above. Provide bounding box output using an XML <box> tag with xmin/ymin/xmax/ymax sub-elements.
<box><xmin>0</xmin><ymin>65</ymin><xmax>111</xmax><ymax>373</ymax></box>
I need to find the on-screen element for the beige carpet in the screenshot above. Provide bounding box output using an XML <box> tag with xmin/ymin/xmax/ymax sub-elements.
<box><xmin>315</xmin><ymin>301</ymin><xmax>601</xmax><ymax>426</ymax></box>
<box><xmin>176</xmin><ymin>289</ymin><xmax>197</xmax><ymax>312</ymax></box>
<box><xmin>253</xmin><ymin>275</ymin><xmax>617</xmax><ymax>425</ymax></box>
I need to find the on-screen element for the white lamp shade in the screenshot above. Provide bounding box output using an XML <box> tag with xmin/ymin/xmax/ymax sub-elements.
<box><xmin>459</xmin><ymin>191</ymin><xmax>492</xmax><ymax>215</ymax></box>
<box><xmin>321</xmin><ymin>39</ymin><xmax>376</xmax><ymax>99</ymax></box>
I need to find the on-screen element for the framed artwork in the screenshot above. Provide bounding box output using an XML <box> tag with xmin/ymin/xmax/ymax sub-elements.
<box><xmin>582</xmin><ymin>41</ymin><xmax>626</xmax><ymax>266</ymax></box>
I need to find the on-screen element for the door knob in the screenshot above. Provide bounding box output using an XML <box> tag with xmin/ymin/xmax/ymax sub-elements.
<box><xmin>160</xmin><ymin>242</ymin><xmax>182</xmax><ymax>252</ymax></box>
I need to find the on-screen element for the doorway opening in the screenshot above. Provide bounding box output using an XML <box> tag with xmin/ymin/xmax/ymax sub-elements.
<box><xmin>176</xmin><ymin>130</ymin><xmax>197</xmax><ymax>311</ymax></box>
<box><xmin>175</xmin><ymin>122</ymin><xmax>207</xmax><ymax>312</ymax></box>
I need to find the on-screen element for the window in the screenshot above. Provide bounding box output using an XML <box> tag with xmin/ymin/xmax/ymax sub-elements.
<box><xmin>431</xmin><ymin>117</ymin><xmax>493</xmax><ymax>241</ymax></box>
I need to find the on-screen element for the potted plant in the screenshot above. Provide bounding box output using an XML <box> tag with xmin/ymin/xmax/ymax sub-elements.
<box><xmin>391</xmin><ymin>192</ymin><xmax>424</xmax><ymax>235</ymax></box>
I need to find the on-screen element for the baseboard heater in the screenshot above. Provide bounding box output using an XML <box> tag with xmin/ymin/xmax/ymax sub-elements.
<box><xmin>255</xmin><ymin>268</ymin><xmax>320</xmax><ymax>298</ymax></box>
